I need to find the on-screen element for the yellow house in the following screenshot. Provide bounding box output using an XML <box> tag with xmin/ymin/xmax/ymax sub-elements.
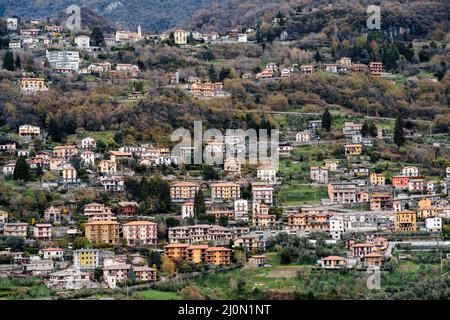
<box><xmin>164</xmin><ymin>243</ymin><xmax>189</xmax><ymax>261</ymax></box>
<box><xmin>394</xmin><ymin>210</ymin><xmax>416</xmax><ymax>232</ymax></box>
<box><xmin>174</xmin><ymin>29</ymin><xmax>188</xmax><ymax>44</ymax></box>
<box><xmin>187</xmin><ymin>245</ymin><xmax>208</xmax><ymax>264</ymax></box>
<box><xmin>344</xmin><ymin>144</ymin><xmax>362</xmax><ymax>156</ymax></box>
<box><xmin>20</xmin><ymin>77</ymin><xmax>47</xmax><ymax>94</ymax></box>
<box><xmin>73</xmin><ymin>249</ymin><xmax>99</xmax><ymax>270</ymax></box>
<box><xmin>370</xmin><ymin>173</ymin><xmax>386</xmax><ymax>186</ymax></box>
<box><xmin>84</xmin><ymin>220</ymin><xmax>120</xmax><ymax>244</ymax></box>
<box><xmin>418</xmin><ymin>198</ymin><xmax>431</xmax><ymax>209</ymax></box>
<box><xmin>205</xmin><ymin>247</ymin><xmax>231</xmax><ymax>265</ymax></box>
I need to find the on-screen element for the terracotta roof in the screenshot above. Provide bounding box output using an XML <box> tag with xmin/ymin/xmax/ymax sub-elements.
<box><xmin>323</xmin><ymin>255</ymin><xmax>346</xmax><ymax>261</ymax></box>
<box><xmin>164</xmin><ymin>243</ymin><xmax>189</xmax><ymax>248</ymax></box>
<box><xmin>123</xmin><ymin>221</ymin><xmax>156</xmax><ymax>226</ymax></box>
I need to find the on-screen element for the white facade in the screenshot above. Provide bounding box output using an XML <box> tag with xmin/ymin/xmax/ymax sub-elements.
<box><xmin>46</xmin><ymin>50</ymin><xmax>80</xmax><ymax>71</ymax></box>
<box><xmin>181</xmin><ymin>202</ymin><xmax>194</xmax><ymax>219</ymax></box>
<box><xmin>75</xmin><ymin>35</ymin><xmax>91</xmax><ymax>50</ymax></box>
<box><xmin>425</xmin><ymin>217</ymin><xmax>442</xmax><ymax>232</ymax></box>
<box><xmin>402</xmin><ymin>166</ymin><xmax>419</xmax><ymax>177</ymax></box>
<box><xmin>7</xmin><ymin>18</ymin><xmax>18</xmax><ymax>31</ymax></box>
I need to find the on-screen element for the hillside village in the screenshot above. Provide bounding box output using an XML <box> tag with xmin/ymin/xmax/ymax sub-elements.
<box><xmin>0</xmin><ymin>6</ymin><xmax>449</xmax><ymax>300</ymax></box>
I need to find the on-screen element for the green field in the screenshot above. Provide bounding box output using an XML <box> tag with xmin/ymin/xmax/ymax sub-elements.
<box><xmin>278</xmin><ymin>184</ymin><xmax>328</xmax><ymax>205</ymax></box>
<box><xmin>134</xmin><ymin>289</ymin><xmax>181</xmax><ymax>300</ymax></box>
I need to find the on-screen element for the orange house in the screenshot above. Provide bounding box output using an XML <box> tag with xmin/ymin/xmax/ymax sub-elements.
<box><xmin>392</xmin><ymin>176</ymin><xmax>409</xmax><ymax>189</ymax></box>
<box><xmin>164</xmin><ymin>243</ymin><xmax>189</xmax><ymax>261</ymax></box>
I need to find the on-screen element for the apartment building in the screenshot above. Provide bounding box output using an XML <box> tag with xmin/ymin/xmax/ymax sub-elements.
<box><xmin>251</xmin><ymin>182</ymin><xmax>274</xmax><ymax>205</ymax></box>
<box><xmin>328</xmin><ymin>183</ymin><xmax>357</xmax><ymax>204</ymax></box>
<box><xmin>210</xmin><ymin>182</ymin><xmax>241</xmax><ymax>201</ymax></box>
<box><xmin>53</xmin><ymin>145</ymin><xmax>78</xmax><ymax>159</ymax></box>
<box><xmin>33</xmin><ymin>223</ymin><xmax>52</xmax><ymax>240</ymax></box>
<box><xmin>394</xmin><ymin>210</ymin><xmax>417</xmax><ymax>232</ymax></box>
<box><xmin>73</xmin><ymin>249</ymin><xmax>100</xmax><ymax>270</ymax></box>
<box><xmin>46</xmin><ymin>50</ymin><xmax>80</xmax><ymax>71</ymax></box>
<box><xmin>234</xmin><ymin>235</ymin><xmax>266</xmax><ymax>253</ymax></box>
<box><xmin>170</xmin><ymin>181</ymin><xmax>200</xmax><ymax>201</ymax></box>
<box><xmin>4</xmin><ymin>223</ymin><xmax>28</xmax><ymax>238</ymax></box>
<box><xmin>122</xmin><ymin>221</ymin><xmax>158</xmax><ymax>245</ymax></box>
<box><xmin>253</xmin><ymin>214</ymin><xmax>276</xmax><ymax>230</ymax></box>
<box><xmin>288</xmin><ymin>213</ymin><xmax>331</xmax><ymax>231</ymax></box>
<box><xmin>83</xmin><ymin>203</ymin><xmax>116</xmax><ymax>221</ymax></box>
<box><xmin>84</xmin><ymin>221</ymin><xmax>120</xmax><ymax>244</ymax></box>
<box><xmin>205</xmin><ymin>247</ymin><xmax>231</xmax><ymax>266</ymax></box>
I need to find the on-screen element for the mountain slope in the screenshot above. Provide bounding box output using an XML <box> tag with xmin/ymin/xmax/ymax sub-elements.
<box><xmin>0</xmin><ymin>0</ymin><xmax>217</xmax><ymax>33</ymax></box>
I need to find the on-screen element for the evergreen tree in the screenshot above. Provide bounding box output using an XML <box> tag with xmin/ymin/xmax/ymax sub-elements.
<box><xmin>48</xmin><ymin>118</ymin><xmax>63</xmax><ymax>142</ymax></box>
<box><xmin>208</xmin><ymin>64</ymin><xmax>217</xmax><ymax>82</ymax></box>
<box><xmin>13</xmin><ymin>157</ymin><xmax>30</xmax><ymax>181</ymax></box>
<box><xmin>2</xmin><ymin>51</ymin><xmax>14</xmax><ymax>71</ymax></box>
<box><xmin>138</xmin><ymin>177</ymin><xmax>150</xmax><ymax>202</ymax></box>
<box><xmin>314</xmin><ymin>49</ymin><xmax>322</xmax><ymax>62</ymax></box>
<box><xmin>90</xmin><ymin>27</ymin><xmax>105</xmax><ymax>46</ymax></box>
<box><xmin>369</xmin><ymin>122</ymin><xmax>378</xmax><ymax>137</ymax></box>
<box><xmin>14</xmin><ymin>55</ymin><xmax>21</xmax><ymax>69</ymax></box>
<box><xmin>187</xmin><ymin>32</ymin><xmax>195</xmax><ymax>44</ymax></box>
<box><xmin>25</xmin><ymin>58</ymin><xmax>34</xmax><ymax>72</ymax></box>
<box><xmin>256</xmin><ymin>27</ymin><xmax>262</xmax><ymax>44</ymax></box>
<box><xmin>322</xmin><ymin>108</ymin><xmax>331</xmax><ymax>131</ymax></box>
<box><xmin>361</xmin><ymin>121</ymin><xmax>369</xmax><ymax>137</ymax></box>
<box><xmin>394</xmin><ymin>114</ymin><xmax>405</xmax><ymax>147</ymax></box>
<box><xmin>194</xmin><ymin>190</ymin><xmax>206</xmax><ymax>217</ymax></box>
<box><xmin>128</xmin><ymin>268</ymin><xmax>136</xmax><ymax>284</ymax></box>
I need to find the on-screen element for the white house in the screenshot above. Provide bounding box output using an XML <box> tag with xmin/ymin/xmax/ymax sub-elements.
<box><xmin>329</xmin><ymin>216</ymin><xmax>348</xmax><ymax>240</ymax></box>
<box><xmin>40</xmin><ymin>248</ymin><xmax>64</xmax><ymax>260</ymax></box>
<box><xmin>81</xmin><ymin>137</ymin><xmax>96</xmax><ymax>150</ymax></box>
<box><xmin>80</xmin><ymin>150</ymin><xmax>95</xmax><ymax>166</ymax></box>
<box><xmin>402</xmin><ymin>166</ymin><xmax>419</xmax><ymax>177</ymax></box>
<box><xmin>425</xmin><ymin>217</ymin><xmax>442</xmax><ymax>232</ymax></box>
<box><xmin>234</xmin><ymin>199</ymin><xmax>249</xmax><ymax>221</ymax></box>
<box><xmin>75</xmin><ymin>35</ymin><xmax>91</xmax><ymax>50</ymax></box>
<box><xmin>310</xmin><ymin>166</ymin><xmax>329</xmax><ymax>184</ymax></box>
<box><xmin>2</xmin><ymin>161</ymin><xmax>15</xmax><ymax>176</ymax></box>
<box><xmin>296</xmin><ymin>131</ymin><xmax>311</xmax><ymax>142</ymax></box>
<box><xmin>181</xmin><ymin>202</ymin><xmax>194</xmax><ymax>219</ymax></box>
<box><xmin>257</xmin><ymin>165</ymin><xmax>278</xmax><ymax>183</ymax></box>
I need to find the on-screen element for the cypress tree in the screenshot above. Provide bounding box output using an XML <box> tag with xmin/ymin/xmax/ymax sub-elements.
<box><xmin>322</xmin><ymin>108</ymin><xmax>332</xmax><ymax>131</ymax></box>
<box><xmin>14</xmin><ymin>55</ymin><xmax>21</xmax><ymax>69</ymax></box>
<box><xmin>394</xmin><ymin>114</ymin><xmax>405</xmax><ymax>147</ymax></box>
<box><xmin>361</xmin><ymin>121</ymin><xmax>369</xmax><ymax>137</ymax></box>
<box><xmin>194</xmin><ymin>190</ymin><xmax>206</xmax><ymax>217</ymax></box>
<box><xmin>13</xmin><ymin>157</ymin><xmax>30</xmax><ymax>181</ymax></box>
<box><xmin>2</xmin><ymin>51</ymin><xmax>14</xmax><ymax>71</ymax></box>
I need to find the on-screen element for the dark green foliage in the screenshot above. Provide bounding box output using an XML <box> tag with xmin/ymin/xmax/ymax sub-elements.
<box><xmin>13</xmin><ymin>157</ymin><xmax>30</xmax><ymax>181</ymax></box>
<box><xmin>2</xmin><ymin>51</ymin><xmax>14</xmax><ymax>71</ymax></box>
<box><xmin>194</xmin><ymin>190</ymin><xmax>206</xmax><ymax>217</ymax></box>
<box><xmin>394</xmin><ymin>114</ymin><xmax>405</xmax><ymax>147</ymax></box>
<box><xmin>90</xmin><ymin>27</ymin><xmax>105</xmax><ymax>46</ymax></box>
<box><xmin>6</xmin><ymin>236</ymin><xmax>25</xmax><ymax>252</ymax></box>
<box><xmin>321</xmin><ymin>108</ymin><xmax>331</xmax><ymax>132</ymax></box>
